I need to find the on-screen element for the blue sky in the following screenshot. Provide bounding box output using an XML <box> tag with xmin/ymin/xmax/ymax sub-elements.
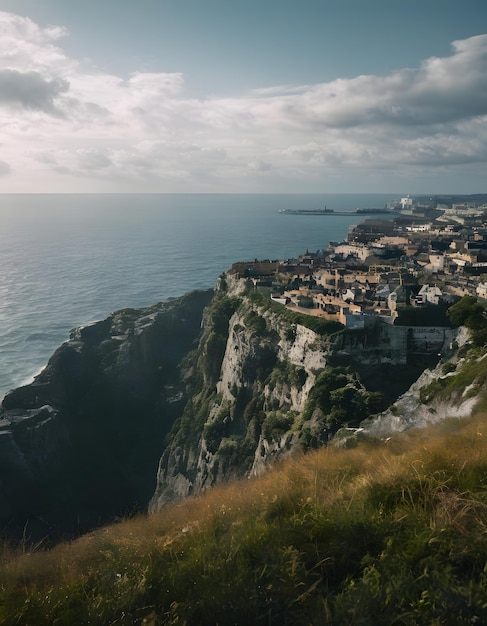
<box><xmin>0</xmin><ymin>0</ymin><xmax>486</xmax><ymax>193</ymax></box>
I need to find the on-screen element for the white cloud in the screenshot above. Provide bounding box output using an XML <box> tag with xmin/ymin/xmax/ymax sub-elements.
<box><xmin>0</xmin><ymin>10</ymin><xmax>487</xmax><ymax>192</ymax></box>
<box><xmin>0</xmin><ymin>11</ymin><xmax>70</xmax><ymax>73</ymax></box>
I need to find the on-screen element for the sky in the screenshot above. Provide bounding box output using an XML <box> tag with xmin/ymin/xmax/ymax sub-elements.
<box><xmin>0</xmin><ymin>0</ymin><xmax>487</xmax><ymax>194</ymax></box>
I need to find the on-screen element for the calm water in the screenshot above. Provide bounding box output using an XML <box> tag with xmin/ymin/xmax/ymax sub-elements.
<box><xmin>0</xmin><ymin>193</ymin><xmax>397</xmax><ymax>399</ymax></box>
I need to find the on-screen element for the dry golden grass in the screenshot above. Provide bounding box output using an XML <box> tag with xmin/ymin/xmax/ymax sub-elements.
<box><xmin>4</xmin><ymin>412</ymin><xmax>487</xmax><ymax>574</ymax></box>
<box><xmin>2</xmin><ymin>412</ymin><xmax>487</xmax><ymax>624</ymax></box>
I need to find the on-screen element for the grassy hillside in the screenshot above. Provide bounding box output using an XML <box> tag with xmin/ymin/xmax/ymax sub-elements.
<box><xmin>2</xmin><ymin>409</ymin><xmax>487</xmax><ymax>625</ymax></box>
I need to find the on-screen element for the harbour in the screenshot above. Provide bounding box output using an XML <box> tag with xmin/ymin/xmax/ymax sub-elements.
<box><xmin>278</xmin><ymin>207</ymin><xmax>396</xmax><ymax>216</ymax></box>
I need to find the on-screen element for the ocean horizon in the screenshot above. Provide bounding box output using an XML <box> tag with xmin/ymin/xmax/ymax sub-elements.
<box><xmin>0</xmin><ymin>193</ymin><xmax>399</xmax><ymax>399</ymax></box>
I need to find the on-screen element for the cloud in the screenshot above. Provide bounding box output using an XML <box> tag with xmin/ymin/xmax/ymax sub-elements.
<box><xmin>243</xmin><ymin>34</ymin><xmax>487</xmax><ymax>132</ymax></box>
<box><xmin>0</xmin><ymin>11</ymin><xmax>70</xmax><ymax>73</ymax></box>
<box><xmin>1</xmin><ymin>9</ymin><xmax>487</xmax><ymax>191</ymax></box>
<box><xmin>0</xmin><ymin>69</ymin><xmax>68</xmax><ymax>112</ymax></box>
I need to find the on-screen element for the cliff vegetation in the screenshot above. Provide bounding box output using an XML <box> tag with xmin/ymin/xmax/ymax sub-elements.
<box><xmin>2</xmin><ymin>405</ymin><xmax>487</xmax><ymax>624</ymax></box>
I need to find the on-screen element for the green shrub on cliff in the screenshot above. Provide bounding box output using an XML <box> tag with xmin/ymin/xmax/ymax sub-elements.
<box><xmin>447</xmin><ymin>295</ymin><xmax>487</xmax><ymax>346</ymax></box>
<box><xmin>302</xmin><ymin>367</ymin><xmax>350</xmax><ymax>420</ymax></box>
<box><xmin>267</xmin><ymin>359</ymin><xmax>308</xmax><ymax>392</ymax></box>
<box><xmin>244</xmin><ymin>309</ymin><xmax>268</xmax><ymax>335</ymax></box>
<box><xmin>261</xmin><ymin>411</ymin><xmax>296</xmax><ymax>441</ymax></box>
<box><xmin>303</xmin><ymin>367</ymin><xmax>387</xmax><ymax>431</ymax></box>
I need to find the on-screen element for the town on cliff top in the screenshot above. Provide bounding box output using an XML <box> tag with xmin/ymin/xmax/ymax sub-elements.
<box><xmin>232</xmin><ymin>194</ymin><xmax>487</xmax><ymax>327</ymax></box>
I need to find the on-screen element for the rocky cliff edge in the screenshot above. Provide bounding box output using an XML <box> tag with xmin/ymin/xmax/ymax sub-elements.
<box><xmin>0</xmin><ymin>290</ymin><xmax>212</xmax><ymax>541</ymax></box>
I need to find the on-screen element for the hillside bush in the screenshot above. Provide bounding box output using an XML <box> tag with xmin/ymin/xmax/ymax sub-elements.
<box><xmin>447</xmin><ymin>295</ymin><xmax>487</xmax><ymax>346</ymax></box>
<box><xmin>261</xmin><ymin>411</ymin><xmax>296</xmax><ymax>441</ymax></box>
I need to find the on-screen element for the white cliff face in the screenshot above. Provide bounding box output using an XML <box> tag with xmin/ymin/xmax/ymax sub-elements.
<box><xmin>151</xmin><ymin>284</ymin><xmax>333</xmax><ymax>510</ymax></box>
<box><xmin>217</xmin><ymin>310</ymin><xmax>328</xmax><ymax>412</ymax></box>
<box><xmin>216</xmin><ymin>312</ymin><xmax>254</xmax><ymax>401</ymax></box>
<box><xmin>151</xmin><ymin>280</ymin><xmax>480</xmax><ymax>514</ymax></box>
<box><xmin>358</xmin><ymin>369</ymin><xmax>472</xmax><ymax>439</ymax></box>
<box><xmin>350</xmin><ymin>328</ymin><xmax>482</xmax><ymax>441</ymax></box>
<box><xmin>279</xmin><ymin>324</ymin><xmax>326</xmax><ymax>370</ymax></box>
<box><xmin>222</xmin><ymin>272</ymin><xmax>248</xmax><ymax>296</ymax></box>
<box><xmin>276</xmin><ymin>324</ymin><xmax>328</xmax><ymax>413</ymax></box>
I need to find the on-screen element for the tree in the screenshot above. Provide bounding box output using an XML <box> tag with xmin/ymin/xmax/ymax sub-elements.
<box><xmin>447</xmin><ymin>296</ymin><xmax>487</xmax><ymax>346</ymax></box>
<box><xmin>447</xmin><ymin>296</ymin><xmax>486</xmax><ymax>330</ymax></box>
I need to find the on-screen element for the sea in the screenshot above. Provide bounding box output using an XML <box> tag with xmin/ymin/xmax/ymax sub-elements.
<box><xmin>0</xmin><ymin>193</ymin><xmax>398</xmax><ymax>400</ymax></box>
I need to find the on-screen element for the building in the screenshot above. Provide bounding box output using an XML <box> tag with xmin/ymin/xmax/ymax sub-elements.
<box><xmin>416</xmin><ymin>284</ymin><xmax>443</xmax><ymax>305</ymax></box>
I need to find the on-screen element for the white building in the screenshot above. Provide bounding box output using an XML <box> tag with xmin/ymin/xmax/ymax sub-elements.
<box><xmin>400</xmin><ymin>196</ymin><xmax>414</xmax><ymax>209</ymax></box>
<box><xmin>333</xmin><ymin>243</ymin><xmax>370</xmax><ymax>261</ymax></box>
<box><xmin>476</xmin><ymin>283</ymin><xmax>487</xmax><ymax>300</ymax></box>
<box><xmin>417</xmin><ymin>284</ymin><xmax>443</xmax><ymax>305</ymax></box>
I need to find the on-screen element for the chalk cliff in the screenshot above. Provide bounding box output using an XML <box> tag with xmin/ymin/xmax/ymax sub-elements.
<box><xmin>149</xmin><ymin>274</ymin><xmax>457</xmax><ymax>512</ymax></box>
<box><xmin>0</xmin><ymin>270</ymin><xmax>471</xmax><ymax>541</ymax></box>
